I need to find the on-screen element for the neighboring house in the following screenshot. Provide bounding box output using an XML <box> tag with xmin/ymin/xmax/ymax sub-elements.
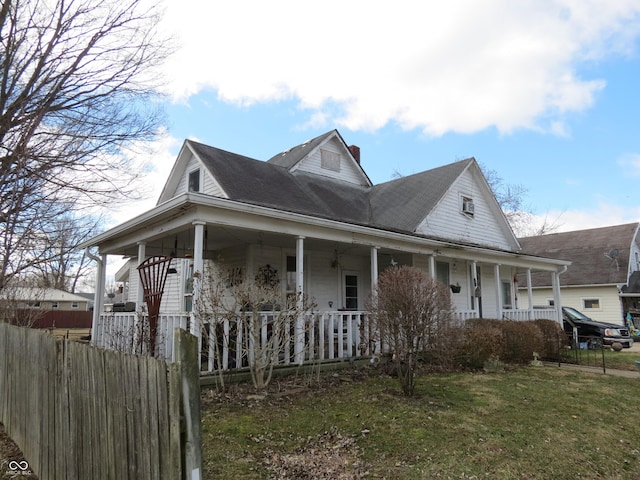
<box><xmin>82</xmin><ymin>129</ymin><xmax>568</xmax><ymax>371</ymax></box>
<box><xmin>518</xmin><ymin>223</ymin><xmax>640</xmax><ymax>333</ymax></box>
<box><xmin>1</xmin><ymin>287</ymin><xmax>93</xmax><ymax>329</ymax></box>
<box><xmin>9</xmin><ymin>287</ymin><xmax>92</xmax><ymax>311</ymax></box>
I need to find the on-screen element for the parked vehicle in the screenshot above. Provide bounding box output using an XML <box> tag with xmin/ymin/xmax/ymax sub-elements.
<box><xmin>562</xmin><ymin>307</ymin><xmax>634</xmax><ymax>349</ymax></box>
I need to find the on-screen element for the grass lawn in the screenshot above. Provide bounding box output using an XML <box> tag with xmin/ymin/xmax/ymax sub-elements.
<box><xmin>201</xmin><ymin>366</ymin><xmax>640</xmax><ymax>479</ymax></box>
<box><xmin>562</xmin><ymin>348</ymin><xmax>640</xmax><ymax>371</ymax></box>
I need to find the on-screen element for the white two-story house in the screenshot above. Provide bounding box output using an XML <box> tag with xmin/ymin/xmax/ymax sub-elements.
<box><xmin>82</xmin><ymin>129</ymin><xmax>569</xmax><ymax>372</ymax></box>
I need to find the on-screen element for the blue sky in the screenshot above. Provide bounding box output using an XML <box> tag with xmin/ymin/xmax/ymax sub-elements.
<box><xmin>112</xmin><ymin>0</ymin><xmax>640</xmax><ymax>235</ymax></box>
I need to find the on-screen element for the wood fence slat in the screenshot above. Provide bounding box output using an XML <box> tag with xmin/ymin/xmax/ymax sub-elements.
<box><xmin>104</xmin><ymin>351</ymin><xmax>123</xmax><ymax>480</ymax></box>
<box><xmin>73</xmin><ymin>342</ymin><xmax>87</xmax><ymax>480</ymax></box>
<box><xmin>137</xmin><ymin>356</ymin><xmax>151</xmax><ymax>479</ymax></box>
<box><xmin>60</xmin><ymin>339</ymin><xmax>75</xmax><ymax>480</ymax></box>
<box><xmin>124</xmin><ymin>353</ymin><xmax>139</xmax><ymax>480</ymax></box>
<box><xmin>167</xmin><ymin>362</ymin><xmax>182</xmax><ymax>479</ymax></box>
<box><xmin>92</xmin><ymin>348</ymin><xmax>109</xmax><ymax>479</ymax></box>
<box><xmin>155</xmin><ymin>360</ymin><xmax>170</xmax><ymax>480</ymax></box>
<box><xmin>147</xmin><ymin>358</ymin><xmax>160</xmax><ymax>480</ymax></box>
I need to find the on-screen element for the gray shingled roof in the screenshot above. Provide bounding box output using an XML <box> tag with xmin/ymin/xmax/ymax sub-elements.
<box><xmin>189</xmin><ymin>141</ymin><xmax>321</xmax><ymax>215</ymax></box>
<box><xmin>187</xmin><ymin>136</ymin><xmax>476</xmax><ymax>235</ymax></box>
<box><xmin>518</xmin><ymin>223</ymin><xmax>639</xmax><ymax>287</ymax></box>
<box><xmin>267</xmin><ymin>130</ymin><xmax>335</xmax><ymax>169</ymax></box>
<box><xmin>370</xmin><ymin>160</ymin><xmax>472</xmax><ymax>231</ymax></box>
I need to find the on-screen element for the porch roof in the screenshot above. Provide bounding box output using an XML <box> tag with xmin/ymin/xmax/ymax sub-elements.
<box><xmin>81</xmin><ymin>191</ymin><xmax>570</xmax><ymax>273</ymax></box>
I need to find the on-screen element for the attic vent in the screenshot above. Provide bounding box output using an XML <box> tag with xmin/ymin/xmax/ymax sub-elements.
<box><xmin>462</xmin><ymin>197</ymin><xmax>475</xmax><ymax>216</ymax></box>
<box><xmin>320</xmin><ymin>149</ymin><xmax>341</xmax><ymax>172</ymax></box>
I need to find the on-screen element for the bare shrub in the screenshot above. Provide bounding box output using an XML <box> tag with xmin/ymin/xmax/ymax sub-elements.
<box><xmin>533</xmin><ymin>319</ymin><xmax>568</xmax><ymax>360</ymax></box>
<box><xmin>500</xmin><ymin>320</ymin><xmax>544</xmax><ymax>364</ymax></box>
<box><xmin>463</xmin><ymin>320</ymin><xmax>506</xmax><ymax>369</ymax></box>
<box><xmin>463</xmin><ymin>318</ymin><xmax>551</xmax><ymax>368</ymax></box>
<box><xmin>197</xmin><ymin>262</ymin><xmax>316</xmax><ymax>391</ymax></box>
<box><xmin>367</xmin><ymin>266</ymin><xmax>453</xmax><ymax>396</ymax></box>
<box><xmin>422</xmin><ymin>323</ymin><xmax>467</xmax><ymax>372</ymax></box>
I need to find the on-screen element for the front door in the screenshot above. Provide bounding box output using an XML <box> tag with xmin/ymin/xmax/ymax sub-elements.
<box><xmin>343</xmin><ymin>272</ymin><xmax>359</xmax><ymax>310</ymax></box>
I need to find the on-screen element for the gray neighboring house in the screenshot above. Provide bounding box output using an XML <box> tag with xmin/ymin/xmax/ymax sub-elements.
<box><xmin>518</xmin><ymin>222</ymin><xmax>640</xmax><ymax>333</ymax></box>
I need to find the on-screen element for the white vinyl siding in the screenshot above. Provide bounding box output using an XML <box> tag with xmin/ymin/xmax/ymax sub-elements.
<box><xmin>292</xmin><ymin>137</ymin><xmax>368</xmax><ymax>186</ymax></box>
<box><xmin>416</xmin><ymin>167</ymin><xmax>516</xmax><ymax>251</ymax></box>
<box><xmin>524</xmin><ymin>285</ymin><xmax>624</xmax><ymax>326</ymax></box>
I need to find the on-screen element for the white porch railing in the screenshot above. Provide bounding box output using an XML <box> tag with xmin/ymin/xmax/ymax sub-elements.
<box><xmin>93</xmin><ymin>311</ymin><xmax>372</xmax><ymax>373</ymax></box>
<box><xmin>451</xmin><ymin>309</ymin><xmax>560</xmax><ymax>322</ymax></box>
<box><xmin>451</xmin><ymin>310</ymin><xmax>479</xmax><ymax>323</ymax></box>
<box><xmin>93</xmin><ymin>308</ymin><xmax>560</xmax><ymax>373</ymax></box>
<box><xmin>502</xmin><ymin>309</ymin><xmax>559</xmax><ymax>321</ymax></box>
<box><xmin>92</xmin><ymin>312</ymin><xmax>191</xmax><ymax>360</ymax></box>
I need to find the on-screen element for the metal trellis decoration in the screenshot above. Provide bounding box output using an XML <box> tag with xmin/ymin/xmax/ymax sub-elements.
<box><xmin>137</xmin><ymin>255</ymin><xmax>173</xmax><ymax>355</ymax></box>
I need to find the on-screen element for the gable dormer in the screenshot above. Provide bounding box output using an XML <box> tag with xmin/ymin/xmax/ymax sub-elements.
<box><xmin>157</xmin><ymin>141</ymin><xmax>227</xmax><ymax>204</ymax></box>
<box><xmin>268</xmin><ymin>130</ymin><xmax>371</xmax><ymax>187</ymax></box>
<box><xmin>416</xmin><ymin>160</ymin><xmax>520</xmax><ymax>251</ymax></box>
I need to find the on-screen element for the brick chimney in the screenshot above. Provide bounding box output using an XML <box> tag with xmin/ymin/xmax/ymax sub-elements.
<box><xmin>348</xmin><ymin>145</ymin><xmax>361</xmax><ymax>164</ymax></box>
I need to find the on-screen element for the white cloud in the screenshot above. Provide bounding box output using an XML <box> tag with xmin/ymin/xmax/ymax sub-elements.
<box><xmin>618</xmin><ymin>153</ymin><xmax>640</xmax><ymax>176</ymax></box>
<box><xmin>105</xmin><ymin>130</ymin><xmax>181</xmax><ymax>226</ymax></box>
<box><xmin>534</xmin><ymin>202</ymin><xmax>640</xmax><ymax>233</ymax></box>
<box><xmin>157</xmin><ymin>0</ymin><xmax>640</xmax><ymax>136</ymax></box>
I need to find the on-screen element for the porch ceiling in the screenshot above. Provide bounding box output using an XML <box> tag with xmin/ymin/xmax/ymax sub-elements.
<box><xmin>110</xmin><ymin>222</ymin><xmax>376</xmax><ymax>260</ymax></box>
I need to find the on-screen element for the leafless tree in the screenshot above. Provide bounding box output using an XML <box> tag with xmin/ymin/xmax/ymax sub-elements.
<box><xmin>30</xmin><ymin>212</ymin><xmax>100</xmax><ymax>292</ymax></box>
<box><xmin>367</xmin><ymin>266</ymin><xmax>453</xmax><ymax>396</ymax></box>
<box><xmin>0</xmin><ymin>0</ymin><xmax>171</xmax><ymax>291</ymax></box>
<box><xmin>481</xmin><ymin>164</ymin><xmax>561</xmax><ymax>237</ymax></box>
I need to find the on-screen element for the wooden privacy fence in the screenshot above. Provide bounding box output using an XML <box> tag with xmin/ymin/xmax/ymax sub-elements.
<box><xmin>0</xmin><ymin>323</ymin><xmax>201</xmax><ymax>480</ymax></box>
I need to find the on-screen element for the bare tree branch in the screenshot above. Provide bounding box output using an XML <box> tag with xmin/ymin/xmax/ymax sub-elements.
<box><xmin>0</xmin><ymin>0</ymin><xmax>172</xmax><ymax>291</ymax></box>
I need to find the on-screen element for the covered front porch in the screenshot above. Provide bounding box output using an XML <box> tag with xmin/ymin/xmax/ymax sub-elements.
<box><xmin>86</xmin><ymin>195</ymin><xmax>567</xmax><ymax>373</ymax></box>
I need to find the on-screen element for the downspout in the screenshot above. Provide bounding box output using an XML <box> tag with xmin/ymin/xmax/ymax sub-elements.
<box><xmin>86</xmin><ymin>248</ymin><xmax>106</xmax><ymax>346</ymax></box>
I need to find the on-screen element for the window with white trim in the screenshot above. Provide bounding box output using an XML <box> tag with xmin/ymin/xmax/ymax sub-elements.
<box><xmin>188</xmin><ymin>169</ymin><xmax>200</xmax><ymax>192</ymax></box>
<box><xmin>461</xmin><ymin>196</ymin><xmax>475</xmax><ymax>216</ymax></box>
<box><xmin>583</xmin><ymin>298</ymin><xmax>600</xmax><ymax>309</ymax></box>
<box><xmin>501</xmin><ymin>281</ymin><xmax>512</xmax><ymax>309</ymax></box>
<box><xmin>436</xmin><ymin>261</ymin><xmax>450</xmax><ymax>286</ymax></box>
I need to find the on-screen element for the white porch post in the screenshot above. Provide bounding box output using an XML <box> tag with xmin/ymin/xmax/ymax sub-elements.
<box><xmin>552</xmin><ymin>270</ymin><xmax>563</xmax><ymax>323</ymax></box>
<box><xmin>471</xmin><ymin>261</ymin><xmax>478</xmax><ymax>313</ymax></box>
<box><xmin>136</xmin><ymin>241</ymin><xmax>146</xmax><ymax>310</ymax></box>
<box><xmin>370</xmin><ymin>246</ymin><xmax>379</xmax><ymax>292</ymax></box>
<box><xmin>295</xmin><ymin>236</ymin><xmax>305</xmax><ymax>364</ymax></box>
<box><xmin>428</xmin><ymin>254</ymin><xmax>436</xmax><ymax>279</ymax></box>
<box><xmin>526</xmin><ymin>268</ymin><xmax>534</xmax><ymax>320</ymax></box>
<box><xmin>494</xmin><ymin>264</ymin><xmax>502</xmax><ymax>319</ymax></box>
<box><xmin>191</xmin><ymin>221</ymin><xmax>205</xmax><ymax>336</ymax></box>
<box><xmin>90</xmin><ymin>253</ymin><xmax>106</xmax><ymax>347</ymax></box>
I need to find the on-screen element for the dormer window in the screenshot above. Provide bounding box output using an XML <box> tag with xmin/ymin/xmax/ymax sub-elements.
<box><xmin>461</xmin><ymin>196</ymin><xmax>475</xmax><ymax>216</ymax></box>
<box><xmin>188</xmin><ymin>169</ymin><xmax>200</xmax><ymax>192</ymax></box>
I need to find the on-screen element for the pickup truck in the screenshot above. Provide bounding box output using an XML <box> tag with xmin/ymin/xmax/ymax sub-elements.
<box><xmin>562</xmin><ymin>306</ymin><xmax>634</xmax><ymax>349</ymax></box>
